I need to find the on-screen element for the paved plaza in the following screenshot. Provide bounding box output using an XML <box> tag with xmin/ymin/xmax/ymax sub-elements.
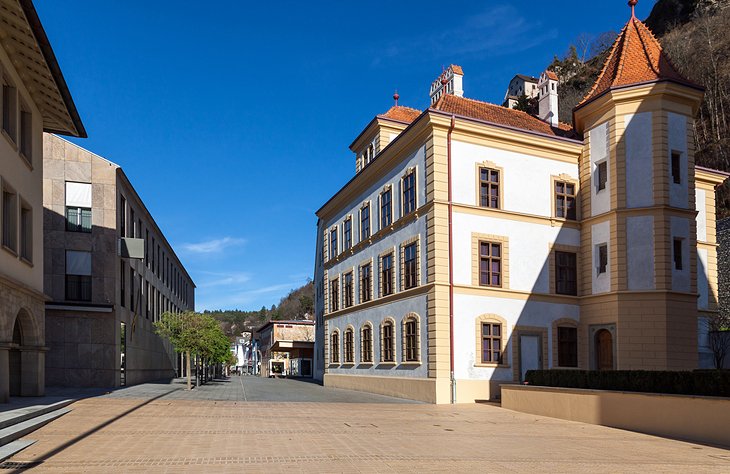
<box><xmin>1</xmin><ymin>376</ymin><xmax>729</xmax><ymax>472</ymax></box>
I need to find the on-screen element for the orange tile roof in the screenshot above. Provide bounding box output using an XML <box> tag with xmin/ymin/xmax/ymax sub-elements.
<box><xmin>579</xmin><ymin>15</ymin><xmax>699</xmax><ymax>107</ymax></box>
<box><xmin>432</xmin><ymin>94</ymin><xmax>574</xmax><ymax>137</ymax></box>
<box><xmin>545</xmin><ymin>70</ymin><xmax>559</xmax><ymax>81</ymax></box>
<box><xmin>451</xmin><ymin>64</ymin><xmax>464</xmax><ymax>75</ymax></box>
<box><xmin>379</xmin><ymin>105</ymin><xmax>422</xmax><ymax>123</ymax></box>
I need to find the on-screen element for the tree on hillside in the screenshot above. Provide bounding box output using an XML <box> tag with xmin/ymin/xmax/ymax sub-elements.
<box><xmin>512</xmin><ymin>94</ymin><xmax>537</xmax><ymax>115</ymax></box>
<box><xmin>662</xmin><ymin>7</ymin><xmax>730</xmax><ymax>214</ymax></box>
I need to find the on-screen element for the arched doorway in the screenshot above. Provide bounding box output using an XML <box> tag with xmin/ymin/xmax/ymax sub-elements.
<box><xmin>595</xmin><ymin>329</ymin><xmax>613</xmax><ymax>371</ymax></box>
<box><xmin>9</xmin><ymin>318</ymin><xmax>22</xmax><ymax>396</ymax></box>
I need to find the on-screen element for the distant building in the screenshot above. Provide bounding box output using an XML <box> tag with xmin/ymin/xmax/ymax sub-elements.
<box><xmin>314</xmin><ymin>8</ymin><xmax>726</xmax><ymax>403</ymax></box>
<box><xmin>232</xmin><ymin>333</ymin><xmax>259</xmax><ymax>375</ymax></box>
<box><xmin>502</xmin><ymin>74</ymin><xmax>539</xmax><ymax>109</ymax></box>
<box><xmin>43</xmin><ymin>134</ymin><xmax>195</xmax><ymax>388</ymax></box>
<box><xmin>0</xmin><ymin>1</ymin><xmax>85</xmax><ymax>403</ymax></box>
<box><xmin>257</xmin><ymin>320</ymin><xmax>314</xmax><ymax>378</ymax></box>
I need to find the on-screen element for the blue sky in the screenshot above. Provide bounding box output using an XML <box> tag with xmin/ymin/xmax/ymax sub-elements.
<box><xmin>38</xmin><ymin>1</ymin><xmax>654</xmax><ymax>311</ymax></box>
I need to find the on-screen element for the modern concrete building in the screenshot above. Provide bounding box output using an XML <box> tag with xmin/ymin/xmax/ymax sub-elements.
<box><xmin>257</xmin><ymin>320</ymin><xmax>314</xmax><ymax>378</ymax></box>
<box><xmin>43</xmin><ymin>134</ymin><xmax>195</xmax><ymax>388</ymax></box>
<box><xmin>0</xmin><ymin>0</ymin><xmax>85</xmax><ymax>403</ymax></box>
<box><xmin>314</xmin><ymin>7</ymin><xmax>727</xmax><ymax>403</ymax></box>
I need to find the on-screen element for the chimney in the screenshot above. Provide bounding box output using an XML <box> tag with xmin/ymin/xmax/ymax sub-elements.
<box><xmin>538</xmin><ymin>70</ymin><xmax>559</xmax><ymax>127</ymax></box>
<box><xmin>429</xmin><ymin>65</ymin><xmax>464</xmax><ymax>105</ymax></box>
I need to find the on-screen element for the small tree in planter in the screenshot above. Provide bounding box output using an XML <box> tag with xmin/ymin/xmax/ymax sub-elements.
<box><xmin>707</xmin><ymin>312</ymin><xmax>730</xmax><ymax>369</ymax></box>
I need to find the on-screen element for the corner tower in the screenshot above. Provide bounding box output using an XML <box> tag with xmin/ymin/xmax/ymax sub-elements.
<box><xmin>573</xmin><ymin>1</ymin><xmax>705</xmax><ymax>370</ymax></box>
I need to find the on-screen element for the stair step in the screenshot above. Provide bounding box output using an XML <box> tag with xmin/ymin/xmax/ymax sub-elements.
<box><xmin>0</xmin><ymin>399</ymin><xmax>75</xmax><ymax>431</ymax></box>
<box><xmin>0</xmin><ymin>408</ymin><xmax>71</xmax><ymax>447</ymax></box>
<box><xmin>0</xmin><ymin>439</ymin><xmax>36</xmax><ymax>462</ymax></box>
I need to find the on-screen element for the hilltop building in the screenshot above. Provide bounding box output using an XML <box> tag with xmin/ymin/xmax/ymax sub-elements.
<box><xmin>313</xmin><ymin>5</ymin><xmax>727</xmax><ymax>403</ymax></box>
<box><xmin>502</xmin><ymin>74</ymin><xmax>539</xmax><ymax>109</ymax></box>
<box><xmin>0</xmin><ymin>1</ymin><xmax>85</xmax><ymax>403</ymax></box>
<box><xmin>43</xmin><ymin>134</ymin><xmax>195</xmax><ymax>388</ymax></box>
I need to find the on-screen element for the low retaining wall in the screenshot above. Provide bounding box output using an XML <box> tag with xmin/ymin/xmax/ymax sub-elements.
<box><xmin>324</xmin><ymin>374</ymin><xmax>441</xmax><ymax>403</ymax></box>
<box><xmin>501</xmin><ymin>385</ymin><xmax>730</xmax><ymax>447</ymax></box>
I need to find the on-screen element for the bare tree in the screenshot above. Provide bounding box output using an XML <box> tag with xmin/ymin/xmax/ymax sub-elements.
<box><xmin>706</xmin><ymin>313</ymin><xmax>730</xmax><ymax>369</ymax></box>
<box><xmin>575</xmin><ymin>33</ymin><xmax>592</xmax><ymax>64</ymax></box>
<box><xmin>590</xmin><ymin>30</ymin><xmax>618</xmax><ymax>58</ymax></box>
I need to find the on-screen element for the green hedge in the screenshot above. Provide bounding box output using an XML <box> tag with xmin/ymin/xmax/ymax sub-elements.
<box><xmin>524</xmin><ymin>369</ymin><xmax>730</xmax><ymax>397</ymax></box>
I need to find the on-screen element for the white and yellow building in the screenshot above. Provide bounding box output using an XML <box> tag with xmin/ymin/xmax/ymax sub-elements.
<box><xmin>314</xmin><ymin>8</ymin><xmax>727</xmax><ymax>403</ymax></box>
<box><xmin>0</xmin><ymin>1</ymin><xmax>85</xmax><ymax>402</ymax></box>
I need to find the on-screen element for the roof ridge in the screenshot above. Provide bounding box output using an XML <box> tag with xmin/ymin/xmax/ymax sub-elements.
<box><xmin>633</xmin><ymin>18</ymin><xmax>661</xmax><ymax>77</ymax></box>
<box><xmin>385</xmin><ymin>105</ymin><xmax>421</xmax><ymax>113</ymax></box>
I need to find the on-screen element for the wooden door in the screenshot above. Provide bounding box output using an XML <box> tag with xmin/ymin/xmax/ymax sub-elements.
<box><xmin>595</xmin><ymin>329</ymin><xmax>613</xmax><ymax>371</ymax></box>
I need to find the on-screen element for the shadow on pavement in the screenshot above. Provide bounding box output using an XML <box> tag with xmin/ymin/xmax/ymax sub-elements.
<box><xmin>2</xmin><ymin>388</ymin><xmax>178</xmax><ymax>473</ymax></box>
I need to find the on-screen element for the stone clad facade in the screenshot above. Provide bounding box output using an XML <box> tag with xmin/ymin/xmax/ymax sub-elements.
<box><xmin>43</xmin><ymin>134</ymin><xmax>195</xmax><ymax>388</ymax></box>
<box><xmin>0</xmin><ymin>0</ymin><xmax>85</xmax><ymax>403</ymax></box>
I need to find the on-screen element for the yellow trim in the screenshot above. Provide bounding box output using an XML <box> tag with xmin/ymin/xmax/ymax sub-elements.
<box><xmin>448</xmin><ymin>201</ymin><xmax>581</xmax><ymax>230</ymax></box>
<box><xmin>474</xmin><ymin>314</ymin><xmax>509</xmax><ymax>368</ymax></box>
<box><xmin>473</xmin><ymin>161</ymin><xmax>504</xmax><ymax>210</ymax></box>
<box><xmin>471</xmin><ymin>233</ymin><xmax>510</xmax><ymax>289</ymax></box>
<box><xmin>551</xmin><ymin>318</ymin><xmax>579</xmax><ymax>368</ymax></box>
<box><xmin>324</xmin><ymin>283</ymin><xmax>433</xmax><ymax>320</ymax></box>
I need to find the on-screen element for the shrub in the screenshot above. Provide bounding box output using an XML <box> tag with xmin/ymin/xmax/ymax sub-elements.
<box><xmin>524</xmin><ymin>369</ymin><xmax>730</xmax><ymax>397</ymax></box>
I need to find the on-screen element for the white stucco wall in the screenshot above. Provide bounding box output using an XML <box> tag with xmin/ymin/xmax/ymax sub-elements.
<box><xmin>450</xmin><ymin>140</ymin><xmax>579</xmax><ymax>218</ymax></box>
<box><xmin>696</xmin><ymin>188</ymin><xmax>707</xmax><ymax>242</ymax></box>
<box><xmin>668</xmin><ymin>112</ymin><xmax>688</xmax><ymax>209</ymax></box>
<box><xmin>670</xmin><ymin>216</ymin><xmax>691</xmax><ymax>292</ymax></box>
<box><xmin>626</xmin><ymin>216</ymin><xmax>655</xmax><ymax>290</ymax></box>
<box><xmin>452</xmin><ymin>213</ymin><xmax>580</xmax><ymax>293</ymax></box>
<box><xmin>324</xmin><ymin>145</ymin><xmax>426</xmax><ymax>250</ymax></box>
<box><xmin>318</xmin><ymin>143</ymin><xmax>429</xmax><ymax>379</ymax></box>
<box><xmin>453</xmin><ymin>293</ymin><xmax>579</xmax><ymax>381</ymax></box>
<box><xmin>591</xmin><ymin>220</ymin><xmax>611</xmax><ymax>294</ymax></box>
<box><xmin>697</xmin><ymin>248</ymin><xmax>709</xmax><ymax>309</ymax></box>
<box><xmin>624</xmin><ymin>112</ymin><xmax>653</xmax><ymax>208</ymax></box>
<box><xmin>326</xmin><ymin>294</ymin><xmax>428</xmax><ymax>378</ymax></box>
<box><xmin>590</xmin><ymin>121</ymin><xmax>610</xmax><ymax>216</ymax></box>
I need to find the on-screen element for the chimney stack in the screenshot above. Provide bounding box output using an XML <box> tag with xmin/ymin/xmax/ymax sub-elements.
<box><xmin>538</xmin><ymin>70</ymin><xmax>559</xmax><ymax>127</ymax></box>
<box><xmin>429</xmin><ymin>65</ymin><xmax>464</xmax><ymax>105</ymax></box>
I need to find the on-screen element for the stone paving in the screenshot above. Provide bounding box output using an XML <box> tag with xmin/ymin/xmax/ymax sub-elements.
<box><xmin>1</xmin><ymin>376</ymin><xmax>729</xmax><ymax>472</ymax></box>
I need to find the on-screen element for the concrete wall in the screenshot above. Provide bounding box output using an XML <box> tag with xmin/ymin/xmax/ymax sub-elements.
<box><xmin>43</xmin><ymin>134</ymin><xmax>194</xmax><ymax>388</ymax></box>
<box><xmin>502</xmin><ymin>384</ymin><xmax>730</xmax><ymax>448</ymax></box>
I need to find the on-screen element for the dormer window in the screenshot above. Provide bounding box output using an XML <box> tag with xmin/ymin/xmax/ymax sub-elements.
<box><xmin>364</xmin><ymin>144</ymin><xmax>374</xmax><ymax>166</ymax></box>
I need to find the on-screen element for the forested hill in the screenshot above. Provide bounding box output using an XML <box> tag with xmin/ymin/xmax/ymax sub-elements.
<box><xmin>205</xmin><ymin>280</ymin><xmax>314</xmax><ymax>340</ymax></box>
<box><xmin>549</xmin><ymin>0</ymin><xmax>730</xmax><ymax>215</ymax></box>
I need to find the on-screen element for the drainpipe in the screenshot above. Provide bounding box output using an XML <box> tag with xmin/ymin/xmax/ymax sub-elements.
<box><xmin>447</xmin><ymin>114</ymin><xmax>456</xmax><ymax>404</ymax></box>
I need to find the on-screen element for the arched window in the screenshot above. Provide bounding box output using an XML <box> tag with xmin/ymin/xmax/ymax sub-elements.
<box><xmin>344</xmin><ymin>327</ymin><xmax>354</xmax><ymax>363</ymax></box>
<box><xmin>381</xmin><ymin>319</ymin><xmax>395</xmax><ymax>363</ymax></box>
<box><xmin>330</xmin><ymin>330</ymin><xmax>340</xmax><ymax>364</ymax></box>
<box><xmin>402</xmin><ymin>313</ymin><xmax>420</xmax><ymax>362</ymax></box>
<box><xmin>361</xmin><ymin>323</ymin><xmax>373</xmax><ymax>363</ymax></box>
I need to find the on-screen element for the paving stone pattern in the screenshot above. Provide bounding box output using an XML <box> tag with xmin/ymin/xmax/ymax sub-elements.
<box><xmin>2</xmin><ymin>376</ymin><xmax>730</xmax><ymax>472</ymax></box>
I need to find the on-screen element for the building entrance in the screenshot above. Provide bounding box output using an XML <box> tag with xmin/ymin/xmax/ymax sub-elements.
<box><xmin>9</xmin><ymin>320</ymin><xmax>22</xmax><ymax>396</ymax></box>
<box><xmin>519</xmin><ymin>334</ymin><xmax>541</xmax><ymax>381</ymax></box>
<box><xmin>595</xmin><ymin>329</ymin><xmax>613</xmax><ymax>371</ymax></box>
